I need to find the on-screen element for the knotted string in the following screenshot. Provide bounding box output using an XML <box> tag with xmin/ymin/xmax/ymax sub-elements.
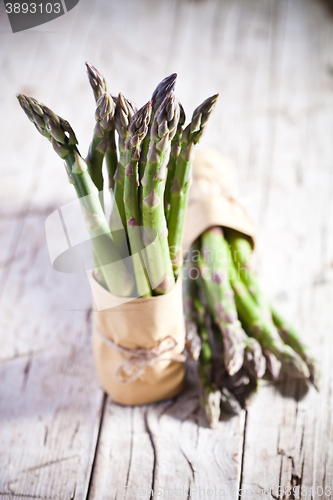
<box><xmin>96</xmin><ymin>329</ymin><xmax>186</xmax><ymax>384</ymax></box>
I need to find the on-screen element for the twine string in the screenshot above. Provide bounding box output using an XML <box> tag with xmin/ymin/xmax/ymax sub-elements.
<box><xmin>96</xmin><ymin>329</ymin><xmax>186</xmax><ymax>384</ymax></box>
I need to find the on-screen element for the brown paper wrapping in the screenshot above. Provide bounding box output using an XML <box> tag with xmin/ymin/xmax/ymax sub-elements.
<box><xmin>183</xmin><ymin>149</ymin><xmax>256</xmax><ymax>250</ymax></box>
<box><xmin>92</xmin><ymin>275</ymin><xmax>186</xmax><ymax>406</ymax></box>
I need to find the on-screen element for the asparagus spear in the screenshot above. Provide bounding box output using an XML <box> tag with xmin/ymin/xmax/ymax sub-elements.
<box><xmin>85</xmin><ymin>62</ymin><xmax>108</xmax><ymax>101</ymax></box>
<box><xmin>194</xmin><ymin>287</ymin><xmax>221</xmax><ymax>429</ymax></box>
<box><xmin>264</xmin><ymin>349</ymin><xmax>282</xmax><ymax>381</ymax></box>
<box><xmin>168</xmin><ymin>94</ymin><xmax>219</xmax><ymax>278</ymax></box>
<box><xmin>197</xmin><ymin>227</ymin><xmax>246</xmax><ymax>376</ymax></box>
<box><xmin>85</xmin><ymin>62</ymin><xmax>118</xmax><ymax>191</ymax></box>
<box><xmin>105</xmin><ymin>128</ymin><xmax>118</xmax><ymax>191</ymax></box>
<box><xmin>210</xmin><ymin>320</ymin><xmax>262</xmax><ymax>407</ymax></box>
<box><xmin>184</xmin><ymin>311</ymin><xmax>202</xmax><ymax>361</ymax></box>
<box><xmin>168</xmin><ymin>143</ymin><xmax>195</xmax><ymax>277</ymax></box>
<box><xmin>225</xmin><ymin>228</ymin><xmax>271</xmax><ymax>317</ymax></box>
<box><xmin>164</xmin><ymin>101</ymin><xmax>186</xmax><ymax>220</ymax></box>
<box><xmin>151</xmin><ymin>73</ymin><xmax>178</xmax><ymax>115</ymax></box>
<box><xmin>139</xmin><ymin>74</ymin><xmax>177</xmax><ymax>202</ymax></box>
<box><xmin>220</xmin><ymin>387</ymin><xmax>242</xmax><ymax>415</ymax></box>
<box><xmin>271</xmin><ymin>306</ymin><xmax>318</xmax><ymax>386</ymax></box>
<box><xmin>223</xmin><ymin>233</ymin><xmax>310</xmax><ymax>379</ymax></box>
<box><xmin>243</xmin><ymin>336</ymin><xmax>266</xmax><ymax>379</ymax></box>
<box><xmin>181</xmin><ymin>93</ymin><xmax>219</xmax><ymax>151</ymax></box>
<box><xmin>124</xmin><ymin>101</ymin><xmax>152</xmax><ymax>297</ymax></box>
<box><xmin>110</xmin><ymin>93</ymin><xmax>137</xmax><ymax>257</ymax></box>
<box><xmin>184</xmin><ymin>275</ymin><xmax>202</xmax><ymax>361</ymax></box>
<box><xmin>141</xmin><ymin>91</ymin><xmax>179</xmax><ymax>294</ymax></box>
<box><xmin>185</xmin><ymin>257</ymin><xmax>261</xmax><ymax>417</ymax></box>
<box><xmin>17</xmin><ymin>94</ymin><xmax>134</xmax><ymax>297</ymax></box>
<box><xmin>86</xmin><ymin>92</ymin><xmax>116</xmax><ymax>197</ymax></box>
<box><xmin>114</xmin><ymin>93</ymin><xmax>136</xmax><ymax>221</ymax></box>
<box><xmin>225</xmin><ymin>228</ymin><xmax>316</xmax><ymax>384</ymax></box>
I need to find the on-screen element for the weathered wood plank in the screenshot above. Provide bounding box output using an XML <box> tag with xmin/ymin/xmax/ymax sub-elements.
<box><xmin>0</xmin><ymin>215</ymin><xmax>104</xmax><ymax>500</ymax></box>
<box><xmin>240</xmin><ymin>0</ymin><xmax>333</xmax><ymax>497</ymax></box>
<box><xmin>88</xmin><ymin>363</ymin><xmax>245</xmax><ymax>500</ymax></box>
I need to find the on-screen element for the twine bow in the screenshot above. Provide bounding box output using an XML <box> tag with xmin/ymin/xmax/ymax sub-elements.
<box><xmin>96</xmin><ymin>329</ymin><xmax>186</xmax><ymax>384</ymax></box>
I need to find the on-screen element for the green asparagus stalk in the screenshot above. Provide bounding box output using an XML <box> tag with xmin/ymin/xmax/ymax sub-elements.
<box><xmin>197</xmin><ymin>227</ymin><xmax>246</xmax><ymax>376</ymax></box>
<box><xmin>110</xmin><ymin>93</ymin><xmax>137</xmax><ymax>257</ymax></box>
<box><xmin>85</xmin><ymin>62</ymin><xmax>118</xmax><ymax>192</ymax></box>
<box><xmin>141</xmin><ymin>91</ymin><xmax>179</xmax><ymax>294</ymax></box>
<box><xmin>193</xmin><ymin>287</ymin><xmax>221</xmax><ymax>429</ymax></box>
<box><xmin>139</xmin><ymin>74</ymin><xmax>177</xmax><ymax>204</ymax></box>
<box><xmin>200</xmin><ymin>297</ymin><xmax>246</xmax><ymax>414</ymax></box>
<box><xmin>105</xmin><ymin>129</ymin><xmax>118</xmax><ymax>191</ymax></box>
<box><xmin>124</xmin><ymin>101</ymin><xmax>152</xmax><ymax>297</ymax></box>
<box><xmin>168</xmin><ymin>95</ymin><xmax>219</xmax><ymax>278</ymax></box>
<box><xmin>17</xmin><ymin>94</ymin><xmax>134</xmax><ymax>297</ymax></box>
<box><xmin>271</xmin><ymin>306</ymin><xmax>318</xmax><ymax>386</ymax></box>
<box><xmin>86</xmin><ymin>92</ymin><xmax>116</xmax><ymax>197</ymax></box>
<box><xmin>225</xmin><ymin>228</ymin><xmax>271</xmax><ymax>317</ymax></box>
<box><xmin>180</xmin><ymin>93</ymin><xmax>219</xmax><ymax>151</ymax></box>
<box><xmin>164</xmin><ymin>101</ymin><xmax>186</xmax><ymax>219</ymax></box>
<box><xmin>223</xmin><ymin>233</ymin><xmax>310</xmax><ymax>379</ymax></box>
<box><xmin>225</xmin><ymin>228</ymin><xmax>316</xmax><ymax>384</ymax></box>
<box><xmin>168</xmin><ymin>142</ymin><xmax>195</xmax><ymax>276</ymax></box>
<box><xmin>184</xmin><ymin>275</ymin><xmax>202</xmax><ymax>361</ymax></box>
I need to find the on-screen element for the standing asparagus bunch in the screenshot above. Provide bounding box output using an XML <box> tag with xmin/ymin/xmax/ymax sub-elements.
<box><xmin>17</xmin><ymin>65</ymin><xmax>218</xmax><ymax>298</ymax></box>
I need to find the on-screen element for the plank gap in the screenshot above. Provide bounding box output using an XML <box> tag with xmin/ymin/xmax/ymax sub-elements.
<box><xmin>238</xmin><ymin>410</ymin><xmax>248</xmax><ymax>500</ymax></box>
<box><xmin>85</xmin><ymin>393</ymin><xmax>107</xmax><ymax>500</ymax></box>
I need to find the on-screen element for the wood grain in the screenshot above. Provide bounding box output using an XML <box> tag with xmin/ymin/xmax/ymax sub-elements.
<box><xmin>0</xmin><ymin>0</ymin><xmax>332</xmax><ymax>498</ymax></box>
<box><xmin>88</xmin><ymin>363</ymin><xmax>245</xmax><ymax>500</ymax></box>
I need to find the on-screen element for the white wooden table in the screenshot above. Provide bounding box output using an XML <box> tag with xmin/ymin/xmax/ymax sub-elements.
<box><xmin>0</xmin><ymin>0</ymin><xmax>332</xmax><ymax>498</ymax></box>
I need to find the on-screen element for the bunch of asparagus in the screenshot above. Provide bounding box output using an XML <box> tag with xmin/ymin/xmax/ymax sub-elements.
<box><xmin>17</xmin><ymin>65</ymin><xmax>218</xmax><ymax>297</ymax></box>
<box><xmin>185</xmin><ymin>227</ymin><xmax>317</xmax><ymax>428</ymax></box>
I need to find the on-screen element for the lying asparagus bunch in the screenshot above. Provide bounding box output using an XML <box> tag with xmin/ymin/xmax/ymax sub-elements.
<box><xmin>225</xmin><ymin>228</ymin><xmax>317</xmax><ymax>385</ymax></box>
<box><xmin>17</xmin><ymin>66</ymin><xmax>219</xmax><ymax>298</ymax></box>
<box><xmin>184</xmin><ymin>226</ymin><xmax>317</xmax><ymax>428</ymax></box>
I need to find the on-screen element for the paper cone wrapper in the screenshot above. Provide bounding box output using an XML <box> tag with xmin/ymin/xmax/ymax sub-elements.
<box><xmin>183</xmin><ymin>149</ymin><xmax>256</xmax><ymax>249</ymax></box>
<box><xmin>92</xmin><ymin>275</ymin><xmax>186</xmax><ymax>406</ymax></box>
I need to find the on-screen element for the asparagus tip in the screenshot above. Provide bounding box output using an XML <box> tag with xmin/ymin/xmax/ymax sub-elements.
<box><xmin>202</xmin><ymin>388</ymin><xmax>221</xmax><ymax>429</ymax></box>
<box><xmin>85</xmin><ymin>61</ymin><xmax>107</xmax><ymax>102</ymax></box>
<box><xmin>151</xmin><ymin>73</ymin><xmax>177</xmax><ymax>113</ymax></box>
